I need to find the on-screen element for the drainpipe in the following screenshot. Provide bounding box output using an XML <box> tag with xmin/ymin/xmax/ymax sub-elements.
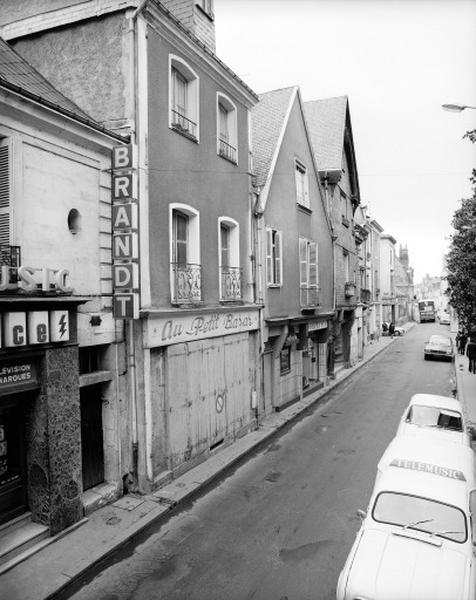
<box><xmin>253</xmin><ymin>186</ymin><xmax>266</xmax><ymax>424</ymax></box>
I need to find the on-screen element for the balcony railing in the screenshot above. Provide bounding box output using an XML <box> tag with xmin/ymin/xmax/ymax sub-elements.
<box><xmin>344</xmin><ymin>281</ymin><xmax>356</xmax><ymax>297</ymax></box>
<box><xmin>220</xmin><ymin>266</ymin><xmax>242</xmax><ymax>301</ymax></box>
<box><xmin>218</xmin><ymin>138</ymin><xmax>237</xmax><ymax>163</ymax></box>
<box><xmin>300</xmin><ymin>286</ymin><xmax>319</xmax><ymax>308</ymax></box>
<box><xmin>170</xmin><ymin>110</ymin><xmax>197</xmax><ymax>139</ymax></box>
<box><xmin>0</xmin><ymin>245</ymin><xmax>21</xmax><ymax>283</ymax></box>
<box><xmin>360</xmin><ymin>288</ymin><xmax>371</xmax><ymax>303</ymax></box>
<box><xmin>171</xmin><ymin>262</ymin><xmax>202</xmax><ymax>304</ymax></box>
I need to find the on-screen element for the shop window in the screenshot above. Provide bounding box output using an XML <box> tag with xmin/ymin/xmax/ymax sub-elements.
<box><xmin>280</xmin><ymin>346</ymin><xmax>291</xmax><ymax>375</ymax></box>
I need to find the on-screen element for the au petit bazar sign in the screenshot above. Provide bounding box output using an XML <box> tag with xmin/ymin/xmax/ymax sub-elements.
<box><xmin>145</xmin><ymin>310</ymin><xmax>259</xmax><ymax>348</ymax></box>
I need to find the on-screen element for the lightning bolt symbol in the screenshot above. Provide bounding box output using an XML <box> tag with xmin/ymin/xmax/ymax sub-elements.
<box><xmin>58</xmin><ymin>314</ymin><xmax>67</xmax><ymax>337</ymax></box>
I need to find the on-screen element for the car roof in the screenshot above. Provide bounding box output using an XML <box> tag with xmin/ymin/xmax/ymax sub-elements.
<box><xmin>373</xmin><ymin>466</ymin><xmax>469</xmax><ymax>509</ymax></box>
<box><xmin>428</xmin><ymin>335</ymin><xmax>451</xmax><ymax>343</ymax></box>
<box><xmin>407</xmin><ymin>393</ymin><xmax>462</xmax><ymax>413</ymax></box>
<box><xmin>377</xmin><ymin>436</ymin><xmax>475</xmax><ymax>492</ymax></box>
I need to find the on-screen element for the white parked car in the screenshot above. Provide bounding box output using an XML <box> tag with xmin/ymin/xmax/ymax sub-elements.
<box><xmin>396</xmin><ymin>393</ymin><xmax>470</xmax><ymax>446</ymax></box>
<box><xmin>336</xmin><ymin>437</ymin><xmax>476</xmax><ymax>600</ymax></box>
<box><xmin>424</xmin><ymin>334</ymin><xmax>454</xmax><ymax>361</ymax></box>
<box><xmin>439</xmin><ymin>313</ymin><xmax>451</xmax><ymax>326</ymax></box>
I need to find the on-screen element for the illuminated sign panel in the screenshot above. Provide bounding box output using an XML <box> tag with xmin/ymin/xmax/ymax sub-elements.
<box><xmin>28</xmin><ymin>311</ymin><xmax>50</xmax><ymax>345</ymax></box>
<box><xmin>50</xmin><ymin>311</ymin><xmax>70</xmax><ymax>342</ymax></box>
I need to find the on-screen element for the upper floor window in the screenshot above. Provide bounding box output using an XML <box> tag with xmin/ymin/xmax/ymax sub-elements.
<box><xmin>196</xmin><ymin>0</ymin><xmax>214</xmax><ymax>18</ymax></box>
<box><xmin>170</xmin><ymin>204</ymin><xmax>201</xmax><ymax>304</ymax></box>
<box><xmin>169</xmin><ymin>56</ymin><xmax>199</xmax><ymax>141</ymax></box>
<box><xmin>217</xmin><ymin>93</ymin><xmax>238</xmax><ymax>164</ymax></box>
<box><xmin>299</xmin><ymin>238</ymin><xmax>318</xmax><ymax>306</ymax></box>
<box><xmin>295</xmin><ymin>159</ymin><xmax>310</xmax><ymax>209</ymax></box>
<box><xmin>0</xmin><ymin>139</ymin><xmax>11</xmax><ymax>245</ymax></box>
<box><xmin>219</xmin><ymin>217</ymin><xmax>241</xmax><ymax>301</ymax></box>
<box><xmin>344</xmin><ymin>250</ymin><xmax>350</xmax><ymax>281</ymax></box>
<box><xmin>341</xmin><ymin>191</ymin><xmax>349</xmax><ymax>224</ymax></box>
<box><xmin>266</xmin><ymin>228</ymin><xmax>282</xmax><ymax>287</ymax></box>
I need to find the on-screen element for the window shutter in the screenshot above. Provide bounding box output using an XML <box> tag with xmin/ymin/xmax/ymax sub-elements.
<box><xmin>266</xmin><ymin>228</ymin><xmax>273</xmax><ymax>285</ymax></box>
<box><xmin>299</xmin><ymin>238</ymin><xmax>308</xmax><ymax>304</ymax></box>
<box><xmin>0</xmin><ymin>140</ymin><xmax>10</xmax><ymax>245</ymax></box>
<box><xmin>309</xmin><ymin>241</ymin><xmax>318</xmax><ymax>305</ymax></box>
<box><xmin>275</xmin><ymin>230</ymin><xmax>282</xmax><ymax>285</ymax></box>
<box><xmin>295</xmin><ymin>165</ymin><xmax>302</xmax><ymax>203</ymax></box>
<box><xmin>304</xmin><ymin>171</ymin><xmax>309</xmax><ymax>207</ymax></box>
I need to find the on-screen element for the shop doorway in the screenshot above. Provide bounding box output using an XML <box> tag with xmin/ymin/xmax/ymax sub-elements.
<box><xmin>0</xmin><ymin>398</ymin><xmax>27</xmax><ymax>525</ymax></box>
<box><xmin>80</xmin><ymin>385</ymin><xmax>104</xmax><ymax>491</ymax></box>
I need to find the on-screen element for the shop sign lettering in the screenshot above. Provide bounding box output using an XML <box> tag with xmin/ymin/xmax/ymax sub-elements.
<box><xmin>0</xmin><ymin>266</ymin><xmax>72</xmax><ymax>295</ymax></box>
<box><xmin>0</xmin><ymin>360</ymin><xmax>39</xmax><ymax>395</ymax></box>
<box><xmin>146</xmin><ymin>310</ymin><xmax>259</xmax><ymax>348</ymax></box>
<box><xmin>1</xmin><ymin>310</ymin><xmax>70</xmax><ymax>348</ymax></box>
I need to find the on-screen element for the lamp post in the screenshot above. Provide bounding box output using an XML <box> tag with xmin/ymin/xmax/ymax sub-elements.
<box><xmin>442</xmin><ymin>103</ymin><xmax>476</xmax><ymax>112</ymax></box>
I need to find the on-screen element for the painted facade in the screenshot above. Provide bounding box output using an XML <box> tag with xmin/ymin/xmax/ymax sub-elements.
<box><xmin>251</xmin><ymin>87</ymin><xmax>334</xmax><ymax>412</ymax></box>
<box><xmin>0</xmin><ymin>0</ymin><xmax>260</xmax><ymax>492</ymax></box>
<box><xmin>305</xmin><ymin>96</ymin><xmax>362</xmax><ymax>370</ymax></box>
<box><xmin>0</xmin><ymin>38</ymin><xmax>125</xmax><ymax>539</ymax></box>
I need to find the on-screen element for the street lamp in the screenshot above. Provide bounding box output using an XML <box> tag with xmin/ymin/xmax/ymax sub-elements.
<box><xmin>442</xmin><ymin>103</ymin><xmax>476</xmax><ymax>112</ymax></box>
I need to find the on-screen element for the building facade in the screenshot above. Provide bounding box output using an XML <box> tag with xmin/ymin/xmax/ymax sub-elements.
<box><xmin>0</xmin><ymin>38</ymin><xmax>126</xmax><ymax>542</ymax></box>
<box><xmin>251</xmin><ymin>86</ymin><xmax>334</xmax><ymax>411</ymax></box>
<box><xmin>380</xmin><ymin>234</ymin><xmax>397</xmax><ymax>324</ymax></box>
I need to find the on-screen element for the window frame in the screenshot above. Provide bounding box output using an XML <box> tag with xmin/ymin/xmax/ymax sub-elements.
<box><xmin>169</xmin><ymin>203</ymin><xmax>201</xmax><ymax>303</ymax></box>
<box><xmin>216</xmin><ymin>93</ymin><xmax>238</xmax><ymax>164</ymax></box>
<box><xmin>169</xmin><ymin>55</ymin><xmax>200</xmax><ymax>142</ymax></box>
<box><xmin>266</xmin><ymin>227</ymin><xmax>283</xmax><ymax>287</ymax></box>
<box><xmin>295</xmin><ymin>158</ymin><xmax>310</xmax><ymax>209</ymax></box>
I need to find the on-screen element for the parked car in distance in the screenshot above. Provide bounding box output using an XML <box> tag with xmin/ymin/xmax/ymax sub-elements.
<box><xmin>382</xmin><ymin>322</ymin><xmax>405</xmax><ymax>336</ymax></box>
<box><xmin>396</xmin><ymin>393</ymin><xmax>470</xmax><ymax>446</ymax></box>
<box><xmin>424</xmin><ymin>334</ymin><xmax>454</xmax><ymax>361</ymax></box>
<box><xmin>439</xmin><ymin>312</ymin><xmax>451</xmax><ymax>326</ymax></box>
<box><xmin>337</xmin><ymin>437</ymin><xmax>476</xmax><ymax>600</ymax></box>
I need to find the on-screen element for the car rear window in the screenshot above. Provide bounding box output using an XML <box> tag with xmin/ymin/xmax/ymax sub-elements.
<box><xmin>406</xmin><ymin>406</ymin><xmax>462</xmax><ymax>431</ymax></box>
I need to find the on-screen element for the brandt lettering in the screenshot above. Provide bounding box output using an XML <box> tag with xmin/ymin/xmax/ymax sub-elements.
<box><xmin>390</xmin><ymin>458</ymin><xmax>466</xmax><ymax>481</ymax></box>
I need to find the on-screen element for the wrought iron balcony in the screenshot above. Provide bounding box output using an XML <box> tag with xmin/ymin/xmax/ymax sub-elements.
<box><xmin>344</xmin><ymin>281</ymin><xmax>356</xmax><ymax>298</ymax></box>
<box><xmin>300</xmin><ymin>286</ymin><xmax>319</xmax><ymax>308</ymax></box>
<box><xmin>220</xmin><ymin>266</ymin><xmax>242</xmax><ymax>301</ymax></box>
<box><xmin>218</xmin><ymin>138</ymin><xmax>237</xmax><ymax>163</ymax></box>
<box><xmin>171</xmin><ymin>262</ymin><xmax>202</xmax><ymax>304</ymax></box>
<box><xmin>0</xmin><ymin>245</ymin><xmax>21</xmax><ymax>283</ymax></box>
<box><xmin>170</xmin><ymin>110</ymin><xmax>197</xmax><ymax>139</ymax></box>
<box><xmin>360</xmin><ymin>288</ymin><xmax>371</xmax><ymax>303</ymax></box>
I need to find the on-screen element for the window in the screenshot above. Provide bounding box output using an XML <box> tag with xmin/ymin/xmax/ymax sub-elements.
<box><xmin>299</xmin><ymin>238</ymin><xmax>318</xmax><ymax>306</ymax></box>
<box><xmin>280</xmin><ymin>346</ymin><xmax>291</xmax><ymax>375</ymax></box>
<box><xmin>344</xmin><ymin>251</ymin><xmax>350</xmax><ymax>282</ymax></box>
<box><xmin>170</xmin><ymin>204</ymin><xmax>201</xmax><ymax>303</ymax></box>
<box><xmin>217</xmin><ymin>94</ymin><xmax>237</xmax><ymax>163</ymax></box>
<box><xmin>341</xmin><ymin>191</ymin><xmax>349</xmax><ymax>224</ymax></box>
<box><xmin>169</xmin><ymin>56</ymin><xmax>199</xmax><ymax>141</ymax></box>
<box><xmin>266</xmin><ymin>228</ymin><xmax>282</xmax><ymax>287</ymax></box>
<box><xmin>218</xmin><ymin>217</ymin><xmax>241</xmax><ymax>300</ymax></box>
<box><xmin>295</xmin><ymin>159</ymin><xmax>309</xmax><ymax>209</ymax></box>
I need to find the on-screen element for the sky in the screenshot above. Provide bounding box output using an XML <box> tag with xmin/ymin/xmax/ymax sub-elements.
<box><xmin>214</xmin><ymin>0</ymin><xmax>476</xmax><ymax>283</ymax></box>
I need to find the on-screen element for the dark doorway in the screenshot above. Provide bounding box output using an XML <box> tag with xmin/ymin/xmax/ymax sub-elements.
<box><xmin>0</xmin><ymin>398</ymin><xmax>27</xmax><ymax>525</ymax></box>
<box><xmin>80</xmin><ymin>385</ymin><xmax>104</xmax><ymax>491</ymax></box>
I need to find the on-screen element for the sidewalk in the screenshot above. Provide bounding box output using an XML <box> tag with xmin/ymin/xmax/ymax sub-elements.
<box><xmin>455</xmin><ymin>350</ymin><xmax>476</xmax><ymax>431</ymax></box>
<box><xmin>0</xmin><ymin>328</ymin><xmax>407</xmax><ymax>600</ymax></box>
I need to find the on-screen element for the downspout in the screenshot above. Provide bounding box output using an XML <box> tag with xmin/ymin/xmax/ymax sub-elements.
<box><xmin>253</xmin><ymin>185</ymin><xmax>265</xmax><ymax>424</ymax></box>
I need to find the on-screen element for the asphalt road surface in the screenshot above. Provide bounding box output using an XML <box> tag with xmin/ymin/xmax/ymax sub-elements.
<box><xmin>67</xmin><ymin>323</ymin><xmax>456</xmax><ymax>600</ymax></box>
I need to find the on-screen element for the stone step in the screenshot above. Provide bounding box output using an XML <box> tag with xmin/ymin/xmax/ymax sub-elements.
<box><xmin>0</xmin><ymin>517</ymin><xmax>49</xmax><ymax>567</ymax></box>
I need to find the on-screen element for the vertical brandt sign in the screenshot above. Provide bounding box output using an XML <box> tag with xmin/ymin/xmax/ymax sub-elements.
<box><xmin>111</xmin><ymin>144</ymin><xmax>140</xmax><ymax>319</ymax></box>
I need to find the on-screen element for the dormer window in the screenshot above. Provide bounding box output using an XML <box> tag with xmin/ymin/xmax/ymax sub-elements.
<box><xmin>169</xmin><ymin>56</ymin><xmax>199</xmax><ymax>141</ymax></box>
<box><xmin>217</xmin><ymin>93</ymin><xmax>237</xmax><ymax>164</ymax></box>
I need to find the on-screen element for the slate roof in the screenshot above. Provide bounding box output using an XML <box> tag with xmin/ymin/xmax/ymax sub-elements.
<box><xmin>304</xmin><ymin>96</ymin><xmax>348</xmax><ymax>172</ymax></box>
<box><xmin>0</xmin><ymin>36</ymin><xmax>126</xmax><ymax>140</ymax></box>
<box><xmin>251</xmin><ymin>86</ymin><xmax>297</xmax><ymax>188</ymax></box>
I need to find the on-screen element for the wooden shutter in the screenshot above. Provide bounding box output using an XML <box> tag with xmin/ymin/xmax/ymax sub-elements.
<box><xmin>299</xmin><ymin>238</ymin><xmax>308</xmax><ymax>305</ymax></box>
<box><xmin>308</xmin><ymin>241</ymin><xmax>318</xmax><ymax>305</ymax></box>
<box><xmin>274</xmin><ymin>230</ymin><xmax>282</xmax><ymax>285</ymax></box>
<box><xmin>303</xmin><ymin>170</ymin><xmax>309</xmax><ymax>207</ymax></box>
<box><xmin>0</xmin><ymin>140</ymin><xmax>10</xmax><ymax>245</ymax></box>
<box><xmin>266</xmin><ymin>228</ymin><xmax>273</xmax><ymax>285</ymax></box>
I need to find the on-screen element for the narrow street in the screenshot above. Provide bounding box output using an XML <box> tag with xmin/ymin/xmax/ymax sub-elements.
<box><xmin>66</xmin><ymin>323</ymin><xmax>455</xmax><ymax>600</ymax></box>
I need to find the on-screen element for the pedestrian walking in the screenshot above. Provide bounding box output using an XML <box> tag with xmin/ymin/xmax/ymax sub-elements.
<box><xmin>466</xmin><ymin>337</ymin><xmax>476</xmax><ymax>373</ymax></box>
<box><xmin>458</xmin><ymin>331</ymin><xmax>468</xmax><ymax>355</ymax></box>
<box><xmin>388</xmin><ymin>322</ymin><xmax>395</xmax><ymax>338</ymax></box>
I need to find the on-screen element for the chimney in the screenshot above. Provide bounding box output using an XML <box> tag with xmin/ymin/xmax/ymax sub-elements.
<box><xmin>160</xmin><ymin>0</ymin><xmax>216</xmax><ymax>53</ymax></box>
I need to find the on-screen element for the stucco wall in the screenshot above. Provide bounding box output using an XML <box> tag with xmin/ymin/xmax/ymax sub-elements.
<box><xmin>147</xmin><ymin>29</ymin><xmax>252</xmax><ymax>307</ymax></box>
<box><xmin>264</xmin><ymin>97</ymin><xmax>333</xmax><ymax>319</ymax></box>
